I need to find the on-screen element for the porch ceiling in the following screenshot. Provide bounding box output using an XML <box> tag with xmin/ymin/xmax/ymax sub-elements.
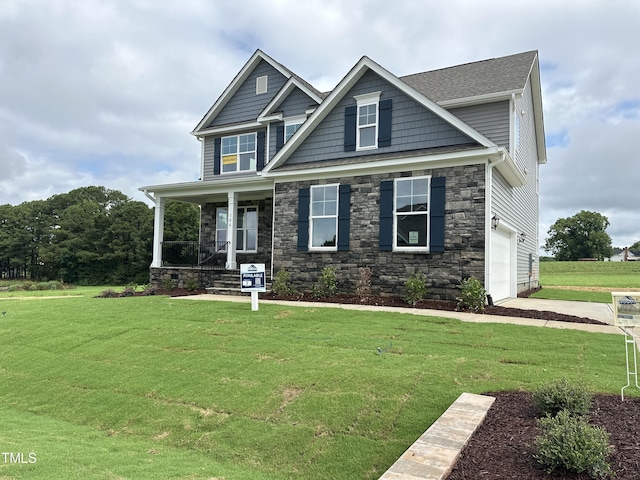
<box><xmin>139</xmin><ymin>178</ymin><xmax>274</xmax><ymax>205</ymax></box>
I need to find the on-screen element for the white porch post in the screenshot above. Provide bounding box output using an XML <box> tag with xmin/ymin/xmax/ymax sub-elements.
<box><xmin>151</xmin><ymin>196</ymin><xmax>165</xmax><ymax>268</ymax></box>
<box><xmin>226</xmin><ymin>191</ymin><xmax>237</xmax><ymax>270</ymax></box>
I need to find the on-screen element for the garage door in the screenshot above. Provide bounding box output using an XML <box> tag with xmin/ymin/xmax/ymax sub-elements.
<box><xmin>490</xmin><ymin>228</ymin><xmax>513</xmax><ymax>301</ymax></box>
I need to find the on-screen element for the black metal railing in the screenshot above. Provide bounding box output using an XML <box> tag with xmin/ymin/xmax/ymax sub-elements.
<box><xmin>161</xmin><ymin>241</ymin><xmax>229</xmax><ymax>268</ymax></box>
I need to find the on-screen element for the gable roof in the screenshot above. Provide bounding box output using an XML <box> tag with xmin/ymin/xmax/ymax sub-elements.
<box><xmin>192</xmin><ymin>49</ymin><xmax>325</xmax><ymax>134</ymax></box>
<box><xmin>401</xmin><ymin>51</ymin><xmax>538</xmax><ymax>105</ymax></box>
<box><xmin>257</xmin><ymin>77</ymin><xmax>323</xmax><ymax>122</ymax></box>
<box><xmin>262</xmin><ymin>55</ymin><xmax>498</xmax><ymax>174</ymax></box>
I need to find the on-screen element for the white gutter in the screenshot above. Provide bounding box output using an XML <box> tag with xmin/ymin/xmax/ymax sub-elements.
<box><xmin>142</xmin><ymin>189</ymin><xmax>156</xmax><ymax>203</ymax></box>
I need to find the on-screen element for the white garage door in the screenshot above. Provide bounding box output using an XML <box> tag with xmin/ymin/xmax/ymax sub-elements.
<box><xmin>490</xmin><ymin>228</ymin><xmax>513</xmax><ymax>302</ymax></box>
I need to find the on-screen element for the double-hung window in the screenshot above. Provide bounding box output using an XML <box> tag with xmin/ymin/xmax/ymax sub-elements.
<box><xmin>284</xmin><ymin>116</ymin><xmax>305</xmax><ymax>143</ymax></box>
<box><xmin>394</xmin><ymin>176</ymin><xmax>430</xmax><ymax>250</ymax></box>
<box><xmin>355</xmin><ymin>92</ymin><xmax>381</xmax><ymax>150</ymax></box>
<box><xmin>221</xmin><ymin>134</ymin><xmax>256</xmax><ymax>173</ymax></box>
<box><xmin>310</xmin><ymin>185</ymin><xmax>338</xmax><ymax>249</ymax></box>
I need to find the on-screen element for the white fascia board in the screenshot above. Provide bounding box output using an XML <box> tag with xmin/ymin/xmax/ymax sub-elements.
<box><xmin>192</xmin><ymin>50</ymin><xmax>292</xmax><ymax>134</ymax></box>
<box><xmin>139</xmin><ymin>176</ymin><xmax>274</xmax><ymax>197</ymax></box>
<box><xmin>192</xmin><ymin>121</ymin><xmax>263</xmax><ymax>137</ymax></box>
<box><xmin>491</xmin><ymin>148</ymin><xmax>526</xmax><ymax>187</ymax></box>
<box><xmin>437</xmin><ymin>89</ymin><xmax>522</xmax><ymax>108</ymax></box>
<box><xmin>263</xmin><ymin>56</ymin><xmax>497</xmax><ymax>173</ymax></box>
<box><xmin>528</xmin><ymin>55</ymin><xmax>547</xmax><ymax>164</ymax></box>
<box><xmin>265</xmin><ymin>146</ymin><xmax>502</xmax><ymax>182</ymax></box>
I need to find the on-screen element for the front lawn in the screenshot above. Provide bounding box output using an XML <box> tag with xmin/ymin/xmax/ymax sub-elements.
<box><xmin>0</xmin><ymin>293</ymin><xmax>630</xmax><ymax>479</ymax></box>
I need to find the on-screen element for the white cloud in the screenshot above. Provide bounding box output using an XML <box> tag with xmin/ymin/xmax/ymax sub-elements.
<box><xmin>0</xmin><ymin>0</ymin><xmax>638</xmax><ymax>248</ymax></box>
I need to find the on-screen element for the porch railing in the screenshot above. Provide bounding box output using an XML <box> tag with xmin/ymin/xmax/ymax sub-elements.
<box><xmin>161</xmin><ymin>241</ymin><xmax>228</xmax><ymax>268</ymax></box>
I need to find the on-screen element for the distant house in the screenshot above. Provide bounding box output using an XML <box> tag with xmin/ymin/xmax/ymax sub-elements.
<box><xmin>139</xmin><ymin>49</ymin><xmax>546</xmax><ymax>302</ymax></box>
<box><xmin>609</xmin><ymin>248</ymin><xmax>639</xmax><ymax>262</ymax></box>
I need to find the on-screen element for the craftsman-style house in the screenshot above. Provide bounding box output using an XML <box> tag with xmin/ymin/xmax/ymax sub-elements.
<box><xmin>140</xmin><ymin>49</ymin><xmax>546</xmax><ymax>301</ymax></box>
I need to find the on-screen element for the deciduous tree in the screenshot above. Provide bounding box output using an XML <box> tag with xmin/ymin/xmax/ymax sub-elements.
<box><xmin>544</xmin><ymin>210</ymin><xmax>613</xmax><ymax>261</ymax></box>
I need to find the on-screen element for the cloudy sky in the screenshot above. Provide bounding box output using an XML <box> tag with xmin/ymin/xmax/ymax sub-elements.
<box><xmin>1</xmin><ymin>0</ymin><xmax>638</xmax><ymax>249</ymax></box>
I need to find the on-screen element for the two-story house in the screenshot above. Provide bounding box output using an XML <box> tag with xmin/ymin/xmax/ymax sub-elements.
<box><xmin>140</xmin><ymin>49</ymin><xmax>546</xmax><ymax>302</ymax></box>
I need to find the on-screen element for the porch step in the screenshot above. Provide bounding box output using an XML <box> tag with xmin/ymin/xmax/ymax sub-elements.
<box><xmin>206</xmin><ymin>270</ymin><xmax>271</xmax><ymax>296</ymax></box>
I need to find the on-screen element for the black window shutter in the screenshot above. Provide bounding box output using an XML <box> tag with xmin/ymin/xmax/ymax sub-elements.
<box><xmin>379</xmin><ymin>180</ymin><xmax>394</xmax><ymax>251</ymax></box>
<box><xmin>378</xmin><ymin>98</ymin><xmax>392</xmax><ymax>147</ymax></box>
<box><xmin>276</xmin><ymin>124</ymin><xmax>284</xmax><ymax>152</ymax></box>
<box><xmin>256</xmin><ymin>131</ymin><xmax>265</xmax><ymax>171</ymax></box>
<box><xmin>337</xmin><ymin>184</ymin><xmax>351</xmax><ymax>251</ymax></box>
<box><xmin>213</xmin><ymin>137</ymin><xmax>221</xmax><ymax>175</ymax></box>
<box><xmin>430</xmin><ymin>177</ymin><xmax>446</xmax><ymax>252</ymax></box>
<box><xmin>297</xmin><ymin>187</ymin><xmax>310</xmax><ymax>251</ymax></box>
<box><xmin>344</xmin><ymin>105</ymin><xmax>357</xmax><ymax>151</ymax></box>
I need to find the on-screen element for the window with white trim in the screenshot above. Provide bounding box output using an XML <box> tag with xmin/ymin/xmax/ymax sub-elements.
<box><xmin>221</xmin><ymin>134</ymin><xmax>256</xmax><ymax>173</ymax></box>
<box><xmin>394</xmin><ymin>176</ymin><xmax>430</xmax><ymax>250</ymax></box>
<box><xmin>310</xmin><ymin>184</ymin><xmax>338</xmax><ymax>249</ymax></box>
<box><xmin>216</xmin><ymin>206</ymin><xmax>258</xmax><ymax>252</ymax></box>
<box><xmin>355</xmin><ymin>92</ymin><xmax>381</xmax><ymax>150</ymax></box>
<box><xmin>284</xmin><ymin>117</ymin><xmax>304</xmax><ymax>143</ymax></box>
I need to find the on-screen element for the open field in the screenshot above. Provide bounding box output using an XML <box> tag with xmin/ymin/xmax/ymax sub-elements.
<box><xmin>533</xmin><ymin>261</ymin><xmax>640</xmax><ymax>302</ymax></box>
<box><xmin>0</xmin><ymin>292</ymin><xmax>632</xmax><ymax>479</ymax></box>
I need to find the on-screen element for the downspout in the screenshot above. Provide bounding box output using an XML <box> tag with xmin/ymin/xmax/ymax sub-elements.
<box><xmin>142</xmin><ymin>189</ymin><xmax>155</xmax><ymax>203</ymax></box>
<box><xmin>485</xmin><ymin>150</ymin><xmax>506</xmax><ymax>299</ymax></box>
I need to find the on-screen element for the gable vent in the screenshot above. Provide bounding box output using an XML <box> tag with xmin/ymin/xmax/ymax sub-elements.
<box><xmin>256</xmin><ymin>75</ymin><xmax>268</xmax><ymax>95</ymax></box>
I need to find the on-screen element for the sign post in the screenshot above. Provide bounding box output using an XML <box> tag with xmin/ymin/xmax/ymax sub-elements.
<box><xmin>240</xmin><ymin>264</ymin><xmax>266</xmax><ymax>311</ymax></box>
<box><xmin>612</xmin><ymin>292</ymin><xmax>640</xmax><ymax>400</ymax></box>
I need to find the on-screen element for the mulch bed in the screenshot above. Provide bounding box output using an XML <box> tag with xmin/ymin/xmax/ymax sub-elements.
<box><xmin>447</xmin><ymin>392</ymin><xmax>640</xmax><ymax>479</ymax></box>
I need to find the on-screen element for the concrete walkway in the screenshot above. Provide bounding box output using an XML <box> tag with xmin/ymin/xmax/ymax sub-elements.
<box><xmin>175</xmin><ymin>294</ymin><xmax>624</xmax><ymax>336</ymax></box>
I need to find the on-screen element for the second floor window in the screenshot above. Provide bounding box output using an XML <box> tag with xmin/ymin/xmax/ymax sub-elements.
<box><xmin>221</xmin><ymin>134</ymin><xmax>256</xmax><ymax>173</ymax></box>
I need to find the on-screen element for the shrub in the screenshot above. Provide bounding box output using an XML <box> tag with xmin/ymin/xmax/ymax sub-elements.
<box><xmin>312</xmin><ymin>267</ymin><xmax>338</xmax><ymax>298</ymax></box>
<box><xmin>119</xmin><ymin>286</ymin><xmax>136</xmax><ymax>297</ymax></box>
<box><xmin>161</xmin><ymin>279</ymin><xmax>176</xmax><ymax>291</ymax></box>
<box><xmin>355</xmin><ymin>267</ymin><xmax>372</xmax><ymax>299</ymax></box>
<box><xmin>142</xmin><ymin>284</ymin><xmax>159</xmax><ymax>296</ymax></box>
<box><xmin>185</xmin><ymin>278</ymin><xmax>199</xmax><ymax>291</ymax></box>
<box><xmin>534</xmin><ymin>410</ymin><xmax>613</xmax><ymax>479</ymax></box>
<box><xmin>456</xmin><ymin>276</ymin><xmax>486</xmax><ymax>313</ymax></box>
<box><xmin>403</xmin><ymin>272</ymin><xmax>427</xmax><ymax>306</ymax></box>
<box><xmin>99</xmin><ymin>289</ymin><xmax>119</xmax><ymax>298</ymax></box>
<box><xmin>533</xmin><ymin>378</ymin><xmax>592</xmax><ymax>417</ymax></box>
<box><xmin>272</xmin><ymin>269</ymin><xmax>297</xmax><ymax>296</ymax></box>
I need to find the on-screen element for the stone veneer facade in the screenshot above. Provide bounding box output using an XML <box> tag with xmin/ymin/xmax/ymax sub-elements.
<box><xmin>272</xmin><ymin>165</ymin><xmax>486</xmax><ymax>300</ymax></box>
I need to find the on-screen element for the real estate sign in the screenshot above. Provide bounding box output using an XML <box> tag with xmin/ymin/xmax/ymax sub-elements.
<box><xmin>612</xmin><ymin>292</ymin><xmax>640</xmax><ymax>327</ymax></box>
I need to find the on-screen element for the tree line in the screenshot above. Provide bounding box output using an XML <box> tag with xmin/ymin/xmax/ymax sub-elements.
<box><xmin>0</xmin><ymin>186</ymin><xmax>199</xmax><ymax>285</ymax></box>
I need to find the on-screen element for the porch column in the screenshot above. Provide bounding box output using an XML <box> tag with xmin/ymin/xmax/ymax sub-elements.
<box><xmin>226</xmin><ymin>191</ymin><xmax>237</xmax><ymax>269</ymax></box>
<box><xmin>151</xmin><ymin>196</ymin><xmax>165</xmax><ymax>268</ymax></box>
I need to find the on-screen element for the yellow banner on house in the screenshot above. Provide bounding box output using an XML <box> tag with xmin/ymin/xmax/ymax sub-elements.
<box><xmin>222</xmin><ymin>155</ymin><xmax>237</xmax><ymax>165</ymax></box>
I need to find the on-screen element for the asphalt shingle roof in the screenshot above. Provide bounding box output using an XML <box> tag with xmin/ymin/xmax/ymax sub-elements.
<box><xmin>399</xmin><ymin>50</ymin><xmax>538</xmax><ymax>103</ymax></box>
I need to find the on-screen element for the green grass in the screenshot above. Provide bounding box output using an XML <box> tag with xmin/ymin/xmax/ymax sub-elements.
<box><xmin>530</xmin><ymin>262</ymin><xmax>640</xmax><ymax>302</ymax></box>
<box><xmin>539</xmin><ymin>261</ymin><xmax>640</xmax><ymax>288</ymax></box>
<box><xmin>0</xmin><ymin>293</ymin><xmax>631</xmax><ymax>479</ymax></box>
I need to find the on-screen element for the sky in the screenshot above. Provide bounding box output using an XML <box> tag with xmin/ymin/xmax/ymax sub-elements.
<box><xmin>1</xmin><ymin>0</ymin><xmax>639</xmax><ymax>250</ymax></box>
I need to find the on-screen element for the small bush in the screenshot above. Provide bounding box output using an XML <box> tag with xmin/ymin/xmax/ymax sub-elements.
<box><xmin>534</xmin><ymin>410</ymin><xmax>613</xmax><ymax>479</ymax></box>
<box><xmin>119</xmin><ymin>286</ymin><xmax>136</xmax><ymax>297</ymax></box>
<box><xmin>355</xmin><ymin>267</ymin><xmax>372</xmax><ymax>299</ymax></box>
<box><xmin>533</xmin><ymin>378</ymin><xmax>592</xmax><ymax>417</ymax></box>
<box><xmin>99</xmin><ymin>289</ymin><xmax>119</xmax><ymax>298</ymax></box>
<box><xmin>403</xmin><ymin>272</ymin><xmax>427</xmax><ymax>306</ymax></box>
<box><xmin>456</xmin><ymin>276</ymin><xmax>486</xmax><ymax>313</ymax></box>
<box><xmin>142</xmin><ymin>284</ymin><xmax>159</xmax><ymax>296</ymax></box>
<box><xmin>272</xmin><ymin>269</ymin><xmax>297</xmax><ymax>296</ymax></box>
<box><xmin>185</xmin><ymin>278</ymin><xmax>199</xmax><ymax>291</ymax></box>
<box><xmin>312</xmin><ymin>267</ymin><xmax>338</xmax><ymax>298</ymax></box>
<box><xmin>161</xmin><ymin>279</ymin><xmax>176</xmax><ymax>291</ymax></box>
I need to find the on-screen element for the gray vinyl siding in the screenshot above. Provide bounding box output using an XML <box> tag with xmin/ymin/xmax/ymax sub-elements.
<box><xmin>279</xmin><ymin>87</ymin><xmax>318</xmax><ymax>117</ymax></box>
<box><xmin>448</xmin><ymin>101</ymin><xmax>509</xmax><ymax>148</ymax></box>
<box><xmin>491</xmin><ymin>80</ymin><xmax>540</xmax><ymax>291</ymax></box>
<box><xmin>209</xmin><ymin>60</ymin><xmax>288</xmax><ymax>128</ymax></box>
<box><xmin>285</xmin><ymin>69</ymin><xmax>477</xmax><ymax>166</ymax></box>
